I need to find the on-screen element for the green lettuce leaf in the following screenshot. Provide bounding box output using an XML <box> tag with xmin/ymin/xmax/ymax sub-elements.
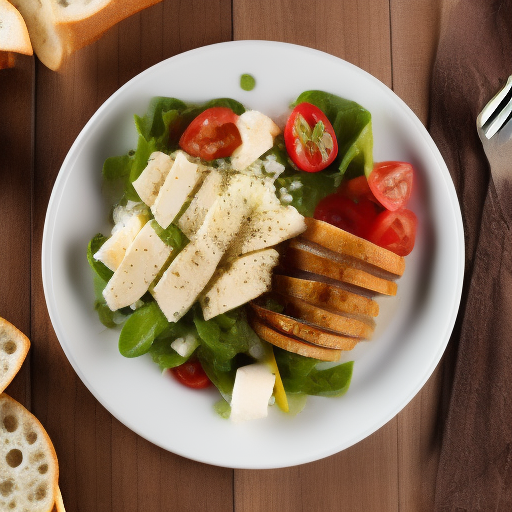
<box><xmin>134</xmin><ymin>97</ymin><xmax>188</xmax><ymax>140</ymax></box>
<box><xmin>149</xmin><ymin>320</ymin><xmax>196</xmax><ymax>370</ymax></box>
<box><xmin>87</xmin><ymin>234</ymin><xmax>113</xmax><ymax>283</ymax></box>
<box><xmin>118</xmin><ymin>302</ymin><xmax>168</xmax><ymax>358</ymax></box>
<box><xmin>275</xmin><ymin>348</ymin><xmax>354</xmax><ymax>397</ymax></box>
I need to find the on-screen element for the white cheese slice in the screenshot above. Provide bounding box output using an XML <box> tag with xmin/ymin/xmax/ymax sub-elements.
<box><xmin>151</xmin><ymin>174</ymin><xmax>256</xmax><ymax>322</ymax></box>
<box><xmin>177</xmin><ymin>169</ymin><xmax>224</xmax><ymax>239</ymax></box>
<box><xmin>238</xmin><ymin>205</ymin><xmax>305</xmax><ymax>255</ymax></box>
<box><xmin>93</xmin><ymin>213</ymin><xmax>148</xmax><ymax>271</ymax></box>
<box><xmin>151</xmin><ymin>151</ymin><xmax>204</xmax><ymax>229</ymax></box>
<box><xmin>103</xmin><ymin>222</ymin><xmax>172</xmax><ymax>311</ymax></box>
<box><xmin>132</xmin><ymin>152</ymin><xmax>174</xmax><ymax>207</ymax></box>
<box><xmin>230</xmin><ymin>111</ymin><xmax>281</xmax><ymax>171</ymax></box>
<box><xmin>201</xmin><ymin>248</ymin><xmax>279</xmax><ymax>320</ymax></box>
<box><xmin>230</xmin><ymin>363</ymin><xmax>276</xmax><ymax>423</ymax></box>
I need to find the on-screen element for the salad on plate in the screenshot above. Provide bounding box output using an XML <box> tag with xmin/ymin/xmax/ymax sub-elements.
<box><xmin>87</xmin><ymin>90</ymin><xmax>417</xmax><ymax>423</ymax></box>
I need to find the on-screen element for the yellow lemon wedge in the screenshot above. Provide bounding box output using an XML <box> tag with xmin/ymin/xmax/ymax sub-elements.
<box><xmin>266</xmin><ymin>347</ymin><xmax>289</xmax><ymax>413</ymax></box>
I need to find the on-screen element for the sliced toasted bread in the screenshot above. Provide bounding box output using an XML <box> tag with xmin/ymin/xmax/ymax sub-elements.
<box><xmin>250</xmin><ymin>302</ymin><xmax>360</xmax><ymax>350</ymax></box>
<box><xmin>0</xmin><ymin>318</ymin><xmax>30</xmax><ymax>394</ymax></box>
<box><xmin>273</xmin><ymin>274</ymin><xmax>379</xmax><ymax>317</ymax></box>
<box><xmin>11</xmin><ymin>0</ymin><xmax>162</xmax><ymax>70</ymax></box>
<box><xmin>275</xmin><ymin>294</ymin><xmax>374</xmax><ymax>339</ymax></box>
<box><xmin>0</xmin><ymin>0</ymin><xmax>33</xmax><ymax>56</ymax></box>
<box><xmin>283</xmin><ymin>244</ymin><xmax>397</xmax><ymax>296</ymax></box>
<box><xmin>300</xmin><ymin>217</ymin><xmax>405</xmax><ymax>276</ymax></box>
<box><xmin>250</xmin><ymin>319</ymin><xmax>342</xmax><ymax>362</ymax></box>
<box><xmin>0</xmin><ymin>393</ymin><xmax>59</xmax><ymax>512</ymax></box>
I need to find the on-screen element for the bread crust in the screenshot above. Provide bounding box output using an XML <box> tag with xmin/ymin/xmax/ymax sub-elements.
<box><xmin>273</xmin><ymin>274</ymin><xmax>379</xmax><ymax>317</ymax></box>
<box><xmin>284</xmin><ymin>244</ymin><xmax>398</xmax><ymax>296</ymax></box>
<box><xmin>250</xmin><ymin>302</ymin><xmax>360</xmax><ymax>350</ymax></box>
<box><xmin>275</xmin><ymin>294</ymin><xmax>374</xmax><ymax>339</ymax></box>
<box><xmin>301</xmin><ymin>217</ymin><xmax>405</xmax><ymax>276</ymax></box>
<box><xmin>250</xmin><ymin>318</ymin><xmax>342</xmax><ymax>362</ymax></box>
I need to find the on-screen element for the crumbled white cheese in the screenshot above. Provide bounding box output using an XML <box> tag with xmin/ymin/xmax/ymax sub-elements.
<box><xmin>171</xmin><ymin>334</ymin><xmax>199</xmax><ymax>358</ymax></box>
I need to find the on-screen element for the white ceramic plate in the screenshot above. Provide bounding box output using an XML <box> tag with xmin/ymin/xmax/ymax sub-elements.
<box><xmin>42</xmin><ymin>41</ymin><xmax>464</xmax><ymax>469</ymax></box>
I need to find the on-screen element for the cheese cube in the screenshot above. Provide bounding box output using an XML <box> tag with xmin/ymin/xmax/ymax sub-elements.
<box><xmin>151</xmin><ymin>151</ymin><xmax>205</xmax><ymax>229</ymax></box>
<box><xmin>230</xmin><ymin>364</ymin><xmax>276</xmax><ymax>423</ymax></box>
<box><xmin>132</xmin><ymin>152</ymin><xmax>173</xmax><ymax>207</ymax></box>
<box><xmin>151</xmin><ymin>174</ymin><xmax>256</xmax><ymax>322</ymax></box>
<box><xmin>103</xmin><ymin>222</ymin><xmax>172</xmax><ymax>311</ymax></box>
<box><xmin>230</xmin><ymin>111</ymin><xmax>281</xmax><ymax>171</ymax></box>
<box><xmin>201</xmin><ymin>248</ymin><xmax>279</xmax><ymax>320</ymax></box>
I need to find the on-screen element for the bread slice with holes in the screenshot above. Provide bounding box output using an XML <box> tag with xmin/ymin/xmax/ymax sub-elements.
<box><xmin>300</xmin><ymin>217</ymin><xmax>405</xmax><ymax>276</ymax></box>
<box><xmin>10</xmin><ymin>0</ymin><xmax>162</xmax><ymax>70</ymax></box>
<box><xmin>0</xmin><ymin>318</ymin><xmax>30</xmax><ymax>394</ymax></box>
<box><xmin>0</xmin><ymin>393</ymin><xmax>59</xmax><ymax>512</ymax></box>
<box><xmin>250</xmin><ymin>318</ymin><xmax>342</xmax><ymax>362</ymax></box>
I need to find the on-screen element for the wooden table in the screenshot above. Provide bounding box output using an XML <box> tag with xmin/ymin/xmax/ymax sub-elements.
<box><xmin>1</xmin><ymin>1</ymin><xmax>453</xmax><ymax>510</ymax></box>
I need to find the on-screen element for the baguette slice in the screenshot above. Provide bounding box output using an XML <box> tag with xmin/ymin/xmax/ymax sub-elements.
<box><xmin>0</xmin><ymin>317</ymin><xmax>30</xmax><ymax>394</ymax></box>
<box><xmin>0</xmin><ymin>0</ymin><xmax>33</xmax><ymax>54</ymax></box>
<box><xmin>300</xmin><ymin>217</ymin><xmax>405</xmax><ymax>276</ymax></box>
<box><xmin>277</xmin><ymin>294</ymin><xmax>374</xmax><ymax>339</ymax></box>
<box><xmin>11</xmin><ymin>0</ymin><xmax>162</xmax><ymax>70</ymax></box>
<box><xmin>250</xmin><ymin>302</ymin><xmax>360</xmax><ymax>351</ymax></box>
<box><xmin>283</xmin><ymin>244</ymin><xmax>397</xmax><ymax>296</ymax></box>
<box><xmin>273</xmin><ymin>274</ymin><xmax>379</xmax><ymax>317</ymax></box>
<box><xmin>251</xmin><ymin>318</ymin><xmax>342</xmax><ymax>362</ymax></box>
<box><xmin>0</xmin><ymin>0</ymin><xmax>33</xmax><ymax>69</ymax></box>
<box><xmin>0</xmin><ymin>393</ymin><xmax>59</xmax><ymax>512</ymax></box>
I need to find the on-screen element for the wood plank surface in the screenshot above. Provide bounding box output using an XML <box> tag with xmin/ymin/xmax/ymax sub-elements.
<box><xmin>0</xmin><ymin>1</ymin><xmax>449</xmax><ymax>511</ymax></box>
<box><xmin>0</xmin><ymin>54</ymin><xmax>33</xmax><ymax>407</ymax></box>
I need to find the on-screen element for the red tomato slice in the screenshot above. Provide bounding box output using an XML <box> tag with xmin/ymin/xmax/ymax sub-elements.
<box><xmin>367</xmin><ymin>209</ymin><xmax>418</xmax><ymax>256</ymax></box>
<box><xmin>284</xmin><ymin>103</ymin><xmax>338</xmax><ymax>172</ymax></box>
<box><xmin>170</xmin><ymin>360</ymin><xmax>211</xmax><ymax>389</ymax></box>
<box><xmin>338</xmin><ymin>175</ymin><xmax>380</xmax><ymax>205</ymax></box>
<box><xmin>314</xmin><ymin>194</ymin><xmax>379</xmax><ymax>239</ymax></box>
<box><xmin>179</xmin><ymin>107</ymin><xmax>242</xmax><ymax>160</ymax></box>
<box><xmin>368</xmin><ymin>161</ymin><xmax>414</xmax><ymax>211</ymax></box>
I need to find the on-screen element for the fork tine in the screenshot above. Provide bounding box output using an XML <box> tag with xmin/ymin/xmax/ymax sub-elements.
<box><xmin>483</xmin><ymin>95</ymin><xmax>512</xmax><ymax>139</ymax></box>
<box><xmin>479</xmin><ymin>75</ymin><xmax>512</xmax><ymax>126</ymax></box>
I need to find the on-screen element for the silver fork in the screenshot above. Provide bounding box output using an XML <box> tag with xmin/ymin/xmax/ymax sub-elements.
<box><xmin>476</xmin><ymin>75</ymin><xmax>512</xmax><ymax>226</ymax></box>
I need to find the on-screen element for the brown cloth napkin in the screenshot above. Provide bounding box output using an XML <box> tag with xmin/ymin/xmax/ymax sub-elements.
<box><xmin>429</xmin><ymin>0</ymin><xmax>512</xmax><ymax>510</ymax></box>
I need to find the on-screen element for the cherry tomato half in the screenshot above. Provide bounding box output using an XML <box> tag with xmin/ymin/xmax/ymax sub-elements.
<box><xmin>366</xmin><ymin>208</ymin><xmax>418</xmax><ymax>256</ymax></box>
<box><xmin>338</xmin><ymin>175</ymin><xmax>380</xmax><ymax>205</ymax></box>
<box><xmin>170</xmin><ymin>360</ymin><xmax>211</xmax><ymax>389</ymax></box>
<box><xmin>367</xmin><ymin>161</ymin><xmax>414</xmax><ymax>211</ymax></box>
<box><xmin>284</xmin><ymin>103</ymin><xmax>338</xmax><ymax>172</ymax></box>
<box><xmin>314</xmin><ymin>194</ymin><xmax>379</xmax><ymax>239</ymax></box>
<box><xmin>179</xmin><ymin>107</ymin><xmax>242</xmax><ymax>160</ymax></box>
